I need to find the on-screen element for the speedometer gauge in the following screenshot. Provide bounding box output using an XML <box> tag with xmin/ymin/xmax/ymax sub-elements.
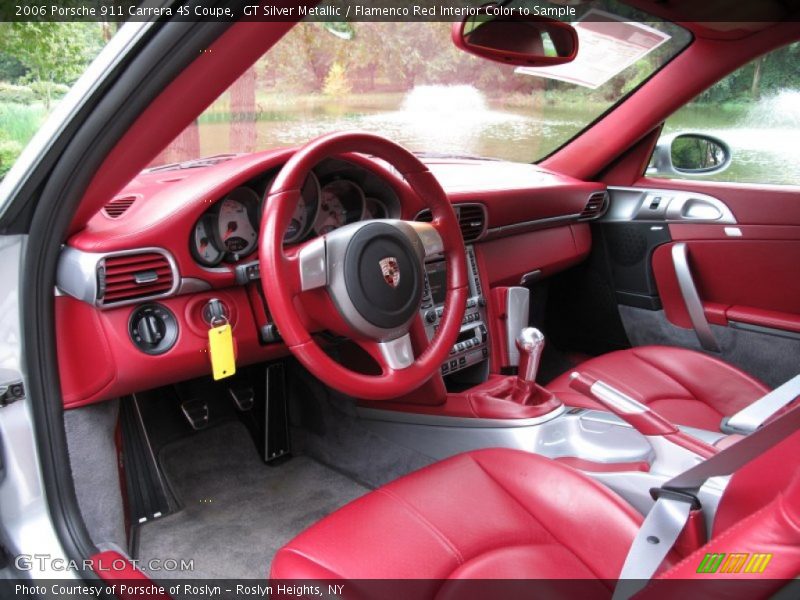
<box><xmin>191</xmin><ymin>215</ymin><xmax>223</xmax><ymax>267</ymax></box>
<box><xmin>217</xmin><ymin>187</ymin><xmax>259</xmax><ymax>261</ymax></box>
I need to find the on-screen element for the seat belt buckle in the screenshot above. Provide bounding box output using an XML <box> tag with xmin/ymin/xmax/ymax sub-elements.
<box><xmin>649</xmin><ymin>486</ymin><xmax>701</xmax><ymax>510</ymax></box>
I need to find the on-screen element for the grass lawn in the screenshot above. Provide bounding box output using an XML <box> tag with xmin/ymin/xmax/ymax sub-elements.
<box><xmin>0</xmin><ymin>102</ymin><xmax>47</xmax><ymax>177</ymax></box>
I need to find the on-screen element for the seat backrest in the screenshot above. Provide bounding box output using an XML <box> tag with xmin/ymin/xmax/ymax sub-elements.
<box><xmin>712</xmin><ymin>427</ymin><xmax>800</xmax><ymax>536</ymax></box>
<box><xmin>647</xmin><ymin>466</ymin><xmax>799</xmax><ymax>596</ymax></box>
<box><xmin>647</xmin><ymin>428</ymin><xmax>800</xmax><ymax>590</ymax></box>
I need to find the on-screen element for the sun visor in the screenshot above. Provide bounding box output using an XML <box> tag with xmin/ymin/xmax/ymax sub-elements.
<box><xmin>516</xmin><ymin>9</ymin><xmax>671</xmax><ymax>89</ymax></box>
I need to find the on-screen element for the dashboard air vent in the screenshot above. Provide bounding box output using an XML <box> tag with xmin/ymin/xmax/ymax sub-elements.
<box><xmin>415</xmin><ymin>203</ymin><xmax>487</xmax><ymax>243</ymax></box>
<box><xmin>100</xmin><ymin>252</ymin><xmax>176</xmax><ymax>306</ymax></box>
<box><xmin>457</xmin><ymin>204</ymin><xmax>487</xmax><ymax>242</ymax></box>
<box><xmin>103</xmin><ymin>196</ymin><xmax>136</xmax><ymax>218</ymax></box>
<box><xmin>579</xmin><ymin>191</ymin><xmax>609</xmax><ymax>221</ymax></box>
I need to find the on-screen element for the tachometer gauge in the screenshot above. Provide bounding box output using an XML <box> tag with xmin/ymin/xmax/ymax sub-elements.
<box><xmin>364</xmin><ymin>197</ymin><xmax>388</xmax><ymax>220</ymax></box>
<box><xmin>315</xmin><ymin>191</ymin><xmax>345</xmax><ymax>235</ymax></box>
<box><xmin>217</xmin><ymin>187</ymin><xmax>259</xmax><ymax>261</ymax></box>
<box><xmin>283</xmin><ymin>172</ymin><xmax>321</xmax><ymax>244</ymax></box>
<box><xmin>314</xmin><ymin>180</ymin><xmax>365</xmax><ymax>236</ymax></box>
<box><xmin>191</xmin><ymin>215</ymin><xmax>223</xmax><ymax>267</ymax></box>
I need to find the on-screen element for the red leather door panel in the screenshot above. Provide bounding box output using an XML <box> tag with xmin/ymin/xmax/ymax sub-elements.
<box><xmin>641</xmin><ymin>178</ymin><xmax>800</xmax><ymax>333</ymax></box>
<box><xmin>652</xmin><ymin>237</ymin><xmax>800</xmax><ymax>332</ymax></box>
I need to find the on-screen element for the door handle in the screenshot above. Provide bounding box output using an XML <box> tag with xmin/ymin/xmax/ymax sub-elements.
<box><xmin>665</xmin><ymin>195</ymin><xmax>735</xmax><ymax>222</ymax></box>
<box><xmin>671</xmin><ymin>243</ymin><xmax>720</xmax><ymax>353</ymax></box>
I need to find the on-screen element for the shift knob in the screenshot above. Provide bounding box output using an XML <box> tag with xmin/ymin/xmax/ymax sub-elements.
<box><xmin>516</xmin><ymin>327</ymin><xmax>545</xmax><ymax>383</ymax></box>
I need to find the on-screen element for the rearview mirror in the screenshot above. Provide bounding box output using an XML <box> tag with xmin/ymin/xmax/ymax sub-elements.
<box><xmin>452</xmin><ymin>8</ymin><xmax>578</xmax><ymax>67</ymax></box>
<box><xmin>648</xmin><ymin>133</ymin><xmax>733</xmax><ymax>178</ymax></box>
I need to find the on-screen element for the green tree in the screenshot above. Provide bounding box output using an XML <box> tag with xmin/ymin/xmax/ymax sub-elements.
<box><xmin>0</xmin><ymin>53</ymin><xmax>27</xmax><ymax>83</ymax></box>
<box><xmin>0</xmin><ymin>23</ymin><xmax>102</xmax><ymax>109</ymax></box>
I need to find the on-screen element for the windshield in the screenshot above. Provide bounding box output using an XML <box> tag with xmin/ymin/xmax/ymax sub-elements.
<box><xmin>155</xmin><ymin>1</ymin><xmax>691</xmax><ymax>166</ymax></box>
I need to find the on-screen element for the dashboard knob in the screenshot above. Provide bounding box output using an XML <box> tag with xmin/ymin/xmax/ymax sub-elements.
<box><xmin>128</xmin><ymin>303</ymin><xmax>178</xmax><ymax>355</ymax></box>
<box><xmin>425</xmin><ymin>310</ymin><xmax>437</xmax><ymax>324</ymax></box>
<box><xmin>136</xmin><ymin>314</ymin><xmax>162</xmax><ymax>346</ymax></box>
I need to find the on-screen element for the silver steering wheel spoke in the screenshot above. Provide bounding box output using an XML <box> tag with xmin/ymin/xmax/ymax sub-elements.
<box><xmin>376</xmin><ymin>333</ymin><xmax>415</xmax><ymax>370</ymax></box>
<box><xmin>297</xmin><ymin>236</ymin><xmax>327</xmax><ymax>291</ymax></box>
<box><xmin>296</xmin><ymin>219</ymin><xmax>432</xmax><ymax>373</ymax></box>
<box><xmin>399</xmin><ymin>220</ymin><xmax>444</xmax><ymax>258</ymax></box>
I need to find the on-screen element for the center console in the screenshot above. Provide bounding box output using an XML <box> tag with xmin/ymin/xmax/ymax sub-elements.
<box><xmin>360</xmin><ymin>312</ymin><xmax>733</xmax><ymax>522</ymax></box>
<box><xmin>420</xmin><ymin>247</ymin><xmax>489</xmax><ymax>378</ymax></box>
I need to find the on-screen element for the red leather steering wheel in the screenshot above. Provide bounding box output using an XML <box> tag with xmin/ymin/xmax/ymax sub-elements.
<box><xmin>259</xmin><ymin>132</ymin><xmax>467</xmax><ymax>400</ymax></box>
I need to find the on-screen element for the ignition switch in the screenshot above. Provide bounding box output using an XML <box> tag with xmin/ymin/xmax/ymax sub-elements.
<box><xmin>202</xmin><ymin>298</ymin><xmax>229</xmax><ymax>326</ymax></box>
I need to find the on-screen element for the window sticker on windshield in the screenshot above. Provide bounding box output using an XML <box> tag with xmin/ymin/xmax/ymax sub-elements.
<box><xmin>517</xmin><ymin>9</ymin><xmax>671</xmax><ymax>89</ymax></box>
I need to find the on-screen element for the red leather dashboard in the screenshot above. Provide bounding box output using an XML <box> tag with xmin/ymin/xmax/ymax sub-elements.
<box><xmin>59</xmin><ymin>151</ymin><xmax>603</xmax><ymax>408</ymax></box>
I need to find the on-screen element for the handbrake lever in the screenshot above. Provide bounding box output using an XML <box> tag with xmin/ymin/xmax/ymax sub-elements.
<box><xmin>569</xmin><ymin>372</ymin><xmax>717</xmax><ymax>459</ymax></box>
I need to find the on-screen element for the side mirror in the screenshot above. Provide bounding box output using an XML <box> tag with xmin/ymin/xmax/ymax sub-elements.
<box><xmin>648</xmin><ymin>133</ymin><xmax>732</xmax><ymax>178</ymax></box>
<box><xmin>452</xmin><ymin>8</ymin><xmax>578</xmax><ymax>67</ymax></box>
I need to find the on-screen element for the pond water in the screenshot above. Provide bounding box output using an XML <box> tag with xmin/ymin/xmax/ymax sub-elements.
<box><xmin>662</xmin><ymin>89</ymin><xmax>800</xmax><ymax>186</ymax></box>
<box><xmin>182</xmin><ymin>85</ymin><xmax>799</xmax><ymax>186</ymax></box>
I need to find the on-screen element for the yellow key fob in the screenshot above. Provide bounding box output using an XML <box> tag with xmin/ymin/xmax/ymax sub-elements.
<box><xmin>208</xmin><ymin>323</ymin><xmax>235</xmax><ymax>380</ymax></box>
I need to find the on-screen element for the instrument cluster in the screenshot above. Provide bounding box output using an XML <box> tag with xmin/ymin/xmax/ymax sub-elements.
<box><xmin>190</xmin><ymin>164</ymin><xmax>397</xmax><ymax>268</ymax></box>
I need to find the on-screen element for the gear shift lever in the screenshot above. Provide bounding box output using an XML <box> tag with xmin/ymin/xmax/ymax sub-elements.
<box><xmin>467</xmin><ymin>326</ymin><xmax>560</xmax><ymax>416</ymax></box>
<box><xmin>516</xmin><ymin>327</ymin><xmax>545</xmax><ymax>383</ymax></box>
<box><xmin>510</xmin><ymin>328</ymin><xmax>547</xmax><ymax>405</ymax></box>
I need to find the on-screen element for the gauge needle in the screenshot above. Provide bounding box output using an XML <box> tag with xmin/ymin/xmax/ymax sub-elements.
<box><xmin>225</xmin><ymin>221</ymin><xmax>238</xmax><ymax>239</ymax></box>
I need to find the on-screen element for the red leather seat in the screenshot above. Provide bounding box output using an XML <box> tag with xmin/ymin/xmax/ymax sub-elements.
<box><xmin>271</xmin><ymin>449</ymin><xmax>647</xmax><ymax>584</ymax></box>
<box><xmin>547</xmin><ymin>346</ymin><xmax>769</xmax><ymax>430</ymax></box>
<box><xmin>271</xmin><ymin>439</ymin><xmax>800</xmax><ymax>594</ymax></box>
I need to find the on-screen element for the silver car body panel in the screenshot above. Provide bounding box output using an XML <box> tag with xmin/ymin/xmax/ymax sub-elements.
<box><xmin>0</xmin><ymin>236</ymin><xmax>76</xmax><ymax>580</ymax></box>
<box><xmin>0</xmin><ymin>19</ymin><xmax>160</xmax><ymax>581</ymax></box>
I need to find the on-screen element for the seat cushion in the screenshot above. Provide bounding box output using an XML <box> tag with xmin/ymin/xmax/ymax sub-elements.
<box><xmin>547</xmin><ymin>346</ymin><xmax>769</xmax><ymax>430</ymax></box>
<box><xmin>270</xmin><ymin>448</ymin><xmax>648</xmax><ymax>584</ymax></box>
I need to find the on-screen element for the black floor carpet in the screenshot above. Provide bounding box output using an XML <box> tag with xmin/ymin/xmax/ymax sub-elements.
<box><xmin>136</xmin><ymin>420</ymin><xmax>367</xmax><ymax>579</ymax></box>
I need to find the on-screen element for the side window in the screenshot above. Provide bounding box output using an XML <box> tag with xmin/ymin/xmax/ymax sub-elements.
<box><xmin>647</xmin><ymin>42</ymin><xmax>799</xmax><ymax>186</ymax></box>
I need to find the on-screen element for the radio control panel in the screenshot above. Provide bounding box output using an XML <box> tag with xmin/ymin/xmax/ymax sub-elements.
<box><xmin>420</xmin><ymin>247</ymin><xmax>489</xmax><ymax>377</ymax></box>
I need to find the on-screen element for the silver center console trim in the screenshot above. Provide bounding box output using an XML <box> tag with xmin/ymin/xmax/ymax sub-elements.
<box><xmin>505</xmin><ymin>287</ymin><xmax>530</xmax><ymax>367</ymax></box>
<box><xmin>359</xmin><ymin>408</ymin><xmax>648</xmax><ymax>462</ymax></box>
<box><xmin>580</xmin><ymin>410</ymin><xmax>727</xmax><ymax>445</ymax></box>
<box><xmin>357</xmin><ymin>405</ymin><xmax>730</xmax><ymax>522</ymax></box>
<box><xmin>357</xmin><ymin>403</ymin><xmax>566</xmax><ymax>428</ymax></box>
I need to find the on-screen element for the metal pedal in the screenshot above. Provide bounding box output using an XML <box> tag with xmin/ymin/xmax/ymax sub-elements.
<box><xmin>180</xmin><ymin>398</ymin><xmax>209</xmax><ymax>430</ymax></box>
<box><xmin>228</xmin><ymin>386</ymin><xmax>254</xmax><ymax>412</ymax></box>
